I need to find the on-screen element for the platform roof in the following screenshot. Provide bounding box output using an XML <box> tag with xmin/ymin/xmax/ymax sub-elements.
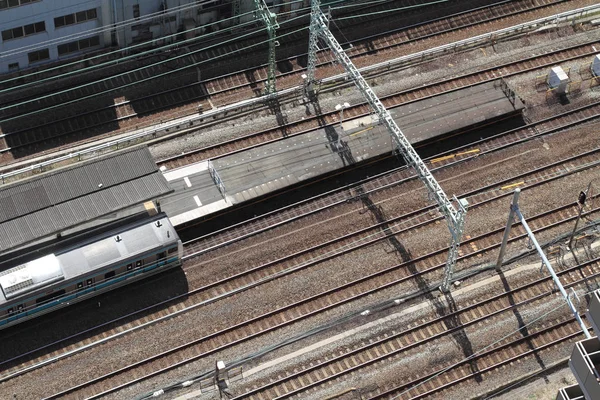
<box><xmin>0</xmin><ymin>146</ymin><xmax>172</xmax><ymax>254</ymax></box>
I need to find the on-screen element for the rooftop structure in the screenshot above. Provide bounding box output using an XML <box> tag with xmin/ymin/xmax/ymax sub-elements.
<box><xmin>0</xmin><ymin>145</ymin><xmax>171</xmax><ymax>255</ymax></box>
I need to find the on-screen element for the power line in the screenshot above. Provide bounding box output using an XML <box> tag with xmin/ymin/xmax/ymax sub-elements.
<box><xmin>0</xmin><ymin>17</ymin><xmax>260</xmax><ymax>93</ymax></box>
<box><xmin>334</xmin><ymin>0</ymin><xmax>450</xmax><ymax>21</ymax></box>
<box><xmin>0</xmin><ymin>0</ymin><xmax>430</xmax><ymax>117</ymax></box>
<box><xmin>0</xmin><ymin>0</ymin><xmax>222</xmax><ymax>58</ymax></box>
<box><xmin>0</xmin><ymin>1</ymin><xmax>315</xmax><ymax>92</ymax></box>
<box><xmin>0</xmin><ymin>11</ymin><xmax>308</xmax><ymax>113</ymax></box>
<box><xmin>0</xmin><ymin>25</ymin><xmax>309</xmax><ymax>124</ymax></box>
<box><xmin>329</xmin><ymin>0</ymin><xmax>404</xmax><ymax>11</ymax></box>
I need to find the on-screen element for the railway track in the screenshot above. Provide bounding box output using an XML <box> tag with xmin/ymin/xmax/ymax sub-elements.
<box><xmin>6</xmin><ymin>143</ymin><xmax>600</xmax><ymax>397</ymax></box>
<box><xmin>203</xmin><ymin>0</ymin><xmax>570</xmax><ymax>98</ymax></box>
<box><xmin>38</xmin><ymin>200</ymin><xmax>600</xmax><ymax>399</ymax></box>
<box><xmin>2</xmin><ymin>111</ymin><xmax>598</xmax><ymax>377</ymax></box>
<box><xmin>232</xmin><ymin>257</ymin><xmax>598</xmax><ymax>399</ymax></box>
<box><xmin>366</xmin><ymin>320</ymin><xmax>583</xmax><ymax>399</ymax></box>
<box><xmin>0</xmin><ymin>0</ymin><xmax>580</xmax><ymax>161</ymax></box>
<box><xmin>158</xmin><ymin>37</ymin><xmax>600</xmax><ymax>169</ymax></box>
<box><xmin>1</xmin><ymin>3</ymin><xmax>596</xmax><ymax>396</ymax></box>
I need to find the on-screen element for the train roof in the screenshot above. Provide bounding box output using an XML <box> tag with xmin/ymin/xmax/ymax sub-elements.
<box><xmin>0</xmin><ymin>214</ymin><xmax>179</xmax><ymax>304</ymax></box>
<box><xmin>0</xmin><ymin>146</ymin><xmax>173</xmax><ymax>255</ymax></box>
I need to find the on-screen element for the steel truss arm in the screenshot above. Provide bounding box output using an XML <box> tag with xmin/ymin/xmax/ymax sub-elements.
<box><xmin>308</xmin><ymin>2</ymin><xmax>467</xmax><ymax>292</ymax></box>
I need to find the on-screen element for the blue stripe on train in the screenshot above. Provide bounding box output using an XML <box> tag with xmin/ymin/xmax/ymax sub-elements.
<box><xmin>0</xmin><ymin>257</ymin><xmax>179</xmax><ymax>327</ymax></box>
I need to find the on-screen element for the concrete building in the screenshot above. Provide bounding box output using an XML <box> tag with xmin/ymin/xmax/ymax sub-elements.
<box><xmin>0</xmin><ymin>0</ymin><xmax>310</xmax><ymax>74</ymax></box>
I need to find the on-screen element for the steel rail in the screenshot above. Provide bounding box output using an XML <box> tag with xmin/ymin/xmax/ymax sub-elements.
<box><xmin>157</xmin><ymin>37</ymin><xmax>600</xmax><ymax>168</ymax></box>
<box><xmin>236</xmin><ymin>260</ymin><xmax>600</xmax><ymax>399</ymax></box>
<box><xmin>4</xmin><ymin>144</ymin><xmax>599</xmax><ymax>383</ymax></box>
<box><xmin>183</xmin><ymin>144</ymin><xmax>600</xmax><ymax>258</ymax></box>
<box><xmin>2</xmin><ymin>3</ymin><xmax>597</xmax><ymax>183</ymax></box>
<box><xmin>39</xmin><ymin>202</ymin><xmax>600</xmax><ymax>399</ymax></box>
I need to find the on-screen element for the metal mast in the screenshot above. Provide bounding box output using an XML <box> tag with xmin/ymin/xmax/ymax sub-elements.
<box><xmin>496</xmin><ymin>189</ymin><xmax>591</xmax><ymax>338</ymax></box>
<box><xmin>232</xmin><ymin>0</ymin><xmax>241</xmax><ymax>26</ymax></box>
<box><xmin>254</xmin><ymin>0</ymin><xmax>279</xmax><ymax>94</ymax></box>
<box><xmin>306</xmin><ymin>0</ymin><xmax>468</xmax><ymax>292</ymax></box>
<box><xmin>305</xmin><ymin>0</ymin><xmax>322</xmax><ymax>91</ymax></box>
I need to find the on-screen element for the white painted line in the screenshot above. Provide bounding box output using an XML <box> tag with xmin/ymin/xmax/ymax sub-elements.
<box><xmin>184</xmin><ymin>176</ymin><xmax>192</xmax><ymax>188</ymax></box>
<box><xmin>193</xmin><ymin>195</ymin><xmax>202</xmax><ymax>207</ymax></box>
<box><xmin>163</xmin><ymin>161</ymin><xmax>209</xmax><ymax>181</ymax></box>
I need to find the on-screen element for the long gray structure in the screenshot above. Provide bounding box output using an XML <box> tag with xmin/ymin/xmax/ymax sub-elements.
<box><xmin>0</xmin><ymin>146</ymin><xmax>172</xmax><ymax>255</ymax></box>
<box><xmin>161</xmin><ymin>80</ymin><xmax>524</xmax><ymax>227</ymax></box>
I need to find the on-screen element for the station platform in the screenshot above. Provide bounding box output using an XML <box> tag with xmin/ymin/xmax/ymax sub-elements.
<box><xmin>160</xmin><ymin>80</ymin><xmax>524</xmax><ymax>228</ymax></box>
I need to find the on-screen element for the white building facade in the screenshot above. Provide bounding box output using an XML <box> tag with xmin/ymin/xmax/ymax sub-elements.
<box><xmin>0</xmin><ymin>0</ymin><xmax>310</xmax><ymax>75</ymax></box>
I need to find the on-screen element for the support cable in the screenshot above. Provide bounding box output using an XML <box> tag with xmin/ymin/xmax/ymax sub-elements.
<box><xmin>0</xmin><ymin>0</ymin><xmax>243</xmax><ymax>59</ymax></box>
<box><xmin>0</xmin><ymin>23</ymin><xmax>310</xmax><ymax>123</ymax></box>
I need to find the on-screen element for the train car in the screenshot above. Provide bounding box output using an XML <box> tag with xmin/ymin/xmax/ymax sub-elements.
<box><xmin>0</xmin><ymin>213</ymin><xmax>183</xmax><ymax>330</ymax></box>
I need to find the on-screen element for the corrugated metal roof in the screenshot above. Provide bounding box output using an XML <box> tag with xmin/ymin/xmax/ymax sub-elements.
<box><xmin>0</xmin><ymin>146</ymin><xmax>158</xmax><ymax>224</ymax></box>
<box><xmin>0</xmin><ymin>147</ymin><xmax>172</xmax><ymax>254</ymax></box>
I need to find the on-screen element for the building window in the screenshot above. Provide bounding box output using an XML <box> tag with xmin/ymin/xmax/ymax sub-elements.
<box><xmin>0</xmin><ymin>0</ymin><xmax>40</xmax><ymax>10</ymax></box>
<box><xmin>2</xmin><ymin>21</ymin><xmax>45</xmax><ymax>41</ymax></box>
<box><xmin>27</xmin><ymin>48</ymin><xmax>49</xmax><ymax>63</ymax></box>
<box><xmin>132</xmin><ymin>4</ymin><xmax>140</xmax><ymax>19</ymax></box>
<box><xmin>57</xmin><ymin>35</ymin><xmax>100</xmax><ymax>55</ymax></box>
<box><xmin>8</xmin><ymin>62</ymin><xmax>19</xmax><ymax>71</ymax></box>
<box><xmin>54</xmin><ymin>8</ymin><xmax>97</xmax><ymax>28</ymax></box>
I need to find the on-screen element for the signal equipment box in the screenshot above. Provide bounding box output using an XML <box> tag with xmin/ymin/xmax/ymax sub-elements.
<box><xmin>548</xmin><ymin>66</ymin><xmax>569</xmax><ymax>94</ymax></box>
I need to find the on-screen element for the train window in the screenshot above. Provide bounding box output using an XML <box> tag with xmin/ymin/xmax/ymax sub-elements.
<box><xmin>7</xmin><ymin>307</ymin><xmax>14</xmax><ymax>315</ymax></box>
<box><xmin>135</xmin><ymin>260</ymin><xmax>142</xmax><ymax>268</ymax></box>
<box><xmin>168</xmin><ymin>247</ymin><xmax>177</xmax><ymax>254</ymax></box>
<box><xmin>104</xmin><ymin>271</ymin><xmax>115</xmax><ymax>280</ymax></box>
<box><xmin>17</xmin><ymin>304</ymin><xmax>23</xmax><ymax>313</ymax></box>
<box><xmin>158</xmin><ymin>252</ymin><xmax>166</xmax><ymax>260</ymax></box>
<box><xmin>86</xmin><ymin>278</ymin><xmax>93</xmax><ymax>286</ymax></box>
<box><xmin>77</xmin><ymin>282</ymin><xmax>83</xmax><ymax>289</ymax></box>
<box><xmin>36</xmin><ymin>289</ymin><xmax>66</xmax><ymax>304</ymax></box>
<box><xmin>127</xmin><ymin>263</ymin><xmax>133</xmax><ymax>271</ymax></box>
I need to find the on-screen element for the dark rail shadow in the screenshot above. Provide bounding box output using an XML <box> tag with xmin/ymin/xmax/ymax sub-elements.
<box><xmin>354</xmin><ymin>185</ymin><xmax>480</xmax><ymax>379</ymax></box>
<box><xmin>0</xmin><ymin>267</ymin><xmax>189</xmax><ymax>369</ymax></box>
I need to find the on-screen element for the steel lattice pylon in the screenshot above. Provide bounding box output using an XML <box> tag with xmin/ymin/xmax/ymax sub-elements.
<box><xmin>306</xmin><ymin>0</ymin><xmax>467</xmax><ymax>292</ymax></box>
<box><xmin>232</xmin><ymin>0</ymin><xmax>241</xmax><ymax>25</ymax></box>
<box><xmin>254</xmin><ymin>0</ymin><xmax>279</xmax><ymax>94</ymax></box>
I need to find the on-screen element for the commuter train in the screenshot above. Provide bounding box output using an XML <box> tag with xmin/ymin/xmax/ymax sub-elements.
<box><xmin>0</xmin><ymin>213</ymin><xmax>183</xmax><ymax>330</ymax></box>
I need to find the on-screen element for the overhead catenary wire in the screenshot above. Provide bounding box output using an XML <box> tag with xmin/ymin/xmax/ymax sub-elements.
<box><xmin>328</xmin><ymin>0</ymin><xmax>400</xmax><ymax>10</ymax></box>
<box><xmin>0</xmin><ymin>0</ymin><xmax>315</xmax><ymax>88</ymax></box>
<box><xmin>0</xmin><ymin>11</ymin><xmax>263</xmax><ymax>88</ymax></box>
<box><xmin>0</xmin><ymin>17</ymin><xmax>261</xmax><ymax>93</ymax></box>
<box><xmin>0</xmin><ymin>22</ymin><xmax>310</xmax><ymax>123</ymax></box>
<box><xmin>0</xmin><ymin>0</ymin><xmax>378</xmax><ymax>89</ymax></box>
<box><xmin>1</xmin><ymin>0</ymin><xmax>317</xmax><ymax>60</ymax></box>
<box><xmin>0</xmin><ymin>0</ymin><xmax>227</xmax><ymax>58</ymax></box>
<box><xmin>135</xmin><ymin>218</ymin><xmax>600</xmax><ymax>399</ymax></box>
<box><xmin>334</xmin><ymin>0</ymin><xmax>450</xmax><ymax>20</ymax></box>
<box><xmin>0</xmin><ymin>0</ymin><xmax>446</xmax><ymax>117</ymax></box>
<box><xmin>1</xmin><ymin>0</ymin><xmax>497</xmax><ymax>124</ymax></box>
